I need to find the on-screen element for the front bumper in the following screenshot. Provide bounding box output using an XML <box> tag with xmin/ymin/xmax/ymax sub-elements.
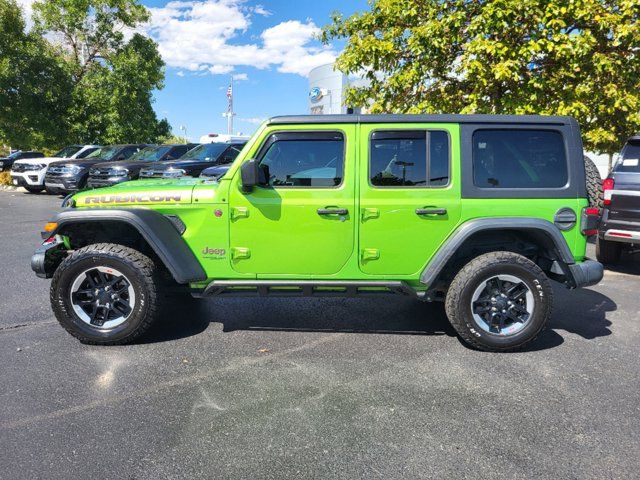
<box><xmin>44</xmin><ymin>174</ymin><xmax>81</xmax><ymax>192</ymax></box>
<box><xmin>568</xmin><ymin>260</ymin><xmax>604</xmax><ymax>288</ymax></box>
<box><xmin>31</xmin><ymin>238</ymin><xmax>67</xmax><ymax>279</ymax></box>
<box><xmin>11</xmin><ymin>170</ymin><xmax>45</xmax><ymax>186</ymax></box>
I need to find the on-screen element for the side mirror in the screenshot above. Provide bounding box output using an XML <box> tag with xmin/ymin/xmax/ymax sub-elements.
<box><xmin>240</xmin><ymin>159</ymin><xmax>260</xmax><ymax>193</ymax></box>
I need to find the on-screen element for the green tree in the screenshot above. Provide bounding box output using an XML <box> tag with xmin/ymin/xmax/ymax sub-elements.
<box><xmin>323</xmin><ymin>0</ymin><xmax>640</xmax><ymax>163</ymax></box>
<box><xmin>0</xmin><ymin>0</ymin><xmax>71</xmax><ymax>148</ymax></box>
<box><xmin>32</xmin><ymin>0</ymin><xmax>169</xmax><ymax>144</ymax></box>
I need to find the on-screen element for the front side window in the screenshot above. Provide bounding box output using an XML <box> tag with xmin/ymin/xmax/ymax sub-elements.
<box><xmin>258</xmin><ymin>132</ymin><xmax>344</xmax><ymax>187</ymax></box>
<box><xmin>370</xmin><ymin>130</ymin><xmax>450</xmax><ymax>187</ymax></box>
<box><xmin>473</xmin><ymin>130</ymin><xmax>568</xmax><ymax>188</ymax></box>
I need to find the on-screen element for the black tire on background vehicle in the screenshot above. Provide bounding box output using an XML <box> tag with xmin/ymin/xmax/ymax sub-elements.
<box><xmin>45</xmin><ymin>186</ymin><xmax>61</xmax><ymax>195</ymax></box>
<box><xmin>584</xmin><ymin>155</ymin><xmax>603</xmax><ymax>210</ymax></box>
<box><xmin>50</xmin><ymin>243</ymin><xmax>163</xmax><ymax>345</ymax></box>
<box><xmin>445</xmin><ymin>251</ymin><xmax>553</xmax><ymax>352</ymax></box>
<box><xmin>595</xmin><ymin>237</ymin><xmax>622</xmax><ymax>264</ymax></box>
<box><xmin>24</xmin><ymin>185</ymin><xmax>44</xmax><ymax>193</ymax></box>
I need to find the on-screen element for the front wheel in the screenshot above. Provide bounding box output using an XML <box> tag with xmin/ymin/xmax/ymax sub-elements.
<box><xmin>445</xmin><ymin>251</ymin><xmax>553</xmax><ymax>352</ymax></box>
<box><xmin>50</xmin><ymin>243</ymin><xmax>162</xmax><ymax>345</ymax></box>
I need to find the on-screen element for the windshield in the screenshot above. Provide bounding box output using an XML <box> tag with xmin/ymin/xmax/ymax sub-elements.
<box><xmin>53</xmin><ymin>146</ymin><xmax>82</xmax><ymax>158</ymax></box>
<box><xmin>129</xmin><ymin>146</ymin><xmax>171</xmax><ymax>162</ymax></box>
<box><xmin>180</xmin><ymin>143</ymin><xmax>229</xmax><ymax>162</ymax></box>
<box><xmin>615</xmin><ymin>141</ymin><xmax>640</xmax><ymax>173</ymax></box>
<box><xmin>8</xmin><ymin>151</ymin><xmax>21</xmax><ymax>159</ymax></box>
<box><xmin>85</xmin><ymin>146</ymin><xmax>120</xmax><ymax>161</ymax></box>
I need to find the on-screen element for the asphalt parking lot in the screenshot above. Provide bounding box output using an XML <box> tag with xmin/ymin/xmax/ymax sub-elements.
<box><xmin>1</xmin><ymin>189</ymin><xmax>639</xmax><ymax>479</ymax></box>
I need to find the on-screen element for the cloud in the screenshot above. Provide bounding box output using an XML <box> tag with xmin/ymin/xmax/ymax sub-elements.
<box><xmin>144</xmin><ymin>0</ymin><xmax>336</xmax><ymax>77</ymax></box>
<box><xmin>252</xmin><ymin>4</ymin><xmax>272</xmax><ymax>17</ymax></box>
<box><xmin>233</xmin><ymin>73</ymin><xmax>248</xmax><ymax>81</ymax></box>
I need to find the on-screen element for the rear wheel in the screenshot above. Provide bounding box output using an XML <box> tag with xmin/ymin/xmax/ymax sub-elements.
<box><xmin>596</xmin><ymin>237</ymin><xmax>622</xmax><ymax>264</ymax></box>
<box><xmin>50</xmin><ymin>243</ymin><xmax>163</xmax><ymax>345</ymax></box>
<box><xmin>24</xmin><ymin>185</ymin><xmax>44</xmax><ymax>193</ymax></box>
<box><xmin>445</xmin><ymin>251</ymin><xmax>553</xmax><ymax>352</ymax></box>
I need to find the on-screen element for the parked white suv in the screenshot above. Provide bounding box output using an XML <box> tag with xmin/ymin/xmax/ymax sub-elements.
<box><xmin>11</xmin><ymin>145</ymin><xmax>100</xmax><ymax>193</ymax></box>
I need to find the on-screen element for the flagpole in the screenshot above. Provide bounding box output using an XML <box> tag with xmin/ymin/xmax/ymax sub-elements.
<box><xmin>227</xmin><ymin>76</ymin><xmax>234</xmax><ymax>135</ymax></box>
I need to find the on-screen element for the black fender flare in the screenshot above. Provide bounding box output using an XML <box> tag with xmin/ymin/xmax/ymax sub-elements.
<box><xmin>420</xmin><ymin>217</ymin><xmax>576</xmax><ymax>287</ymax></box>
<box><xmin>50</xmin><ymin>208</ymin><xmax>206</xmax><ymax>284</ymax></box>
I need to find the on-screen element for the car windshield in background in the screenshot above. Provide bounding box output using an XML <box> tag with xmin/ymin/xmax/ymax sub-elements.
<box><xmin>129</xmin><ymin>146</ymin><xmax>171</xmax><ymax>162</ymax></box>
<box><xmin>8</xmin><ymin>151</ymin><xmax>22</xmax><ymax>159</ymax></box>
<box><xmin>85</xmin><ymin>146</ymin><xmax>120</xmax><ymax>161</ymax></box>
<box><xmin>53</xmin><ymin>146</ymin><xmax>82</xmax><ymax>158</ymax></box>
<box><xmin>180</xmin><ymin>143</ymin><xmax>228</xmax><ymax>162</ymax></box>
<box><xmin>616</xmin><ymin>141</ymin><xmax>640</xmax><ymax>173</ymax></box>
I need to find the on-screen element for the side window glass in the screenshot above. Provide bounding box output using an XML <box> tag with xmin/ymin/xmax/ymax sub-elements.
<box><xmin>221</xmin><ymin>146</ymin><xmax>242</xmax><ymax>164</ymax></box>
<box><xmin>258</xmin><ymin>133</ymin><xmax>344</xmax><ymax>187</ymax></box>
<box><xmin>370</xmin><ymin>130</ymin><xmax>449</xmax><ymax>187</ymax></box>
<box><xmin>472</xmin><ymin>130</ymin><xmax>567</xmax><ymax>188</ymax></box>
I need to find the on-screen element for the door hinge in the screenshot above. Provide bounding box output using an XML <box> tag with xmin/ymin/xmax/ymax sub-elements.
<box><xmin>231</xmin><ymin>247</ymin><xmax>251</xmax><ymax>260</ymax></box>
<box><xmin>361</xmin><ymin>207</ymin><xmax>380</xmax><ymax>221</ymax></box>
<box><xmin>230</xmin><ymin>207</ymin><xmax>249</xmax><ymax>220</ymax></box>
<box><xmin>361</xmin><ymin>248</ymin><xmax>380</xmax><ymax>261</ymax></box>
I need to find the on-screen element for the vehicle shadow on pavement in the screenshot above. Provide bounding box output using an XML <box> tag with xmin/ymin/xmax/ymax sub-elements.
<box><xmin>140</xmin><ymin>287</ymin><xmax>618</xmax><ymax>352</ymax></box>
<box><xmin>141</xmin><ymin>297</ymin><xmax>458</xmax><ymax>344</ymax></box>
<box><xmin>528</xmin><ymin>285</ymin><xmax>616</xmax><ymax>351</ymax></box>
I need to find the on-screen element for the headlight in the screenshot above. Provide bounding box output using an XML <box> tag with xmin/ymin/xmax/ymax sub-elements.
<box><xmin>31</xmin><ymin>163</ymin><xmax>46</xmax><ymax>171</ymax></box>
<box><xmin>163</xmin><ymin>169</ymin><xmax>186</xmax><ymax>178</ymax></box>
<box><xmin>56</xmin><ymin>165</ymin><xmax>83</xmax><ymax>175</ymax></box>
<box><xmin>139</xmin><ymin>169</ymin><xmax>152</xmax><ymax>177</ymax></box>
<box><xmin>111</xmin><ymin>168</ymin><xmax>129</xmax><ymax>177</ymax></box>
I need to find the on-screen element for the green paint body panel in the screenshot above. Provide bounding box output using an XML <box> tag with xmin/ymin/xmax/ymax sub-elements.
<box><xmin>68</xmin><ymin>121</ymin><xmax>590</xmax><ymax>287</ymax></box>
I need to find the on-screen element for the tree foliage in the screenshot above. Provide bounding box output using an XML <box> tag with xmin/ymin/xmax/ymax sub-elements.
<box><xmin>323</xmin><ymin>0</ymin><xmax>640</xmax><ymax>155</ymax></box>
<box><xmin>0</xmin><ymin>0</ymin><xmax>170</xmax><ymax>149</ymax></box>
<box><xmin>0</xmin><ymin>0</ymin><xmax>71</xmax><ymax>148</ymax></box>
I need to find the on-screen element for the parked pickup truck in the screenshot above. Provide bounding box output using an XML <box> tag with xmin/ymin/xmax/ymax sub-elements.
<box><xmin>32</xmin><ymin>114</ymin><xmax>603</xmax><ymax>351</ymax></box>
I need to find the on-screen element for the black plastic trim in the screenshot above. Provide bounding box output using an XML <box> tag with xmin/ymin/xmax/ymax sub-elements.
<box><xmin>49</xmin><ymin>209</ymin><xmax>206</xmax><ymax>284</ymax></box>
<box><xmin>420</xmin><ymin>217</ymin><xmax>576</xmax><ymax>286</ymax></box>
<box><xmin>568</xmin><ymin>260</ymin><xmax>603</xmax><ymax>288</ymax></box>
<box><xmin>268</xmin><ymin>114</ymin><xmax>577</xmax><ymax>126</ymax></box>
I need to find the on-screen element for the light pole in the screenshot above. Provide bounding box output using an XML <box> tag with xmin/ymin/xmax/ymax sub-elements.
<box><xmin>180</xmin><ymin>125</ymin><xmax>187</xmax><ymax>144</ymax></box>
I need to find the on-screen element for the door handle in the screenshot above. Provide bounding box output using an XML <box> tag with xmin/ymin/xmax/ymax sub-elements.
<box><xmin>317</xmin><ymin>208</ymin><xmax>348</xmax><ymax>216</ymax></box>
<box><xmin>416</xmin><ymin>208</ymin><xmax>447</xmax><ymax>216</ymax></box>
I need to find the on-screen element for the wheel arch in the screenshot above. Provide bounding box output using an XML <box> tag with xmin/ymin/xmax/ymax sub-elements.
<box><xmin>50</xmin><ymin>209</ymin><xmax>206</xmax><ymax>284</ymax></box>
<box><xmin>421</xmin><ymin>217</ymin><xmax>577</xmax><ymax>293</ymax></box>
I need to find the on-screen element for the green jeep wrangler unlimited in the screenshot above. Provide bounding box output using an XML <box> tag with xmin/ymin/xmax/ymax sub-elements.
<box><xmin>32</xmin><ymin>115</ymin><xmax>603</xmax><ymax>351</ymax></box>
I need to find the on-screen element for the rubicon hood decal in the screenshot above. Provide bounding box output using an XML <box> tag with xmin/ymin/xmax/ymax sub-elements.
<box><xmin>81</xmin><ymin>192</ymin><xmax>183</xmax><ymax>204</ymax></box>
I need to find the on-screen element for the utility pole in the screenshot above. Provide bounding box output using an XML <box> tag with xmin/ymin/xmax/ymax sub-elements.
<box><xmin>222</xmin><ymin>76</ymin><xmax>235</xmax><ymax>135</ymax></box>
<box><xmin>180</xmin><ymin>125</ymin><xmax>187</xmax><ymax>144</ymax></box>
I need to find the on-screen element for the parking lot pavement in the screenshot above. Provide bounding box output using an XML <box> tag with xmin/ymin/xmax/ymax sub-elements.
<box><xmin>1</xmin><ymin>190</ymin><xmax>639</xmax><ymax>479</ymax></box>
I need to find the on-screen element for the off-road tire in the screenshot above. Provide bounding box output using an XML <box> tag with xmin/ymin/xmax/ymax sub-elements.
<box><xmin>595</xmin><ymin>237</ymin><xmax>621</xmax><ymax>264</ymax></box>
<box><xmin>24</xmin><ymin>185</ymin><xmax>44</xmax><ymax>193</ymax></box>
<box><xmin>50</xmin><ymin>243</ymin><xmax>162</xmax><ymax>345</ymax></box>
<box><xmin>584</xmin><ymin>155</ymin><xmax>603</xmax><ymax>210</ymax></box>
<box><xmin>445</xmin><ymin>251</ymin><xmax>553</xmax><ymax>352</ymax></box>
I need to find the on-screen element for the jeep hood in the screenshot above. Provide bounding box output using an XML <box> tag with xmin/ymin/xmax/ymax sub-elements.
<box><xmin>71</xmin><ymin>178</ymin><xmax>205</xmax><ymax>207</ymax></box>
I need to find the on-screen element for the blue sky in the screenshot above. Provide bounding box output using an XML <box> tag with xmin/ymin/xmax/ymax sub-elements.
<box><xmin>138</xmin><ymin>0</ymin><xmax>368</xmax><ymax>140</ymax></box>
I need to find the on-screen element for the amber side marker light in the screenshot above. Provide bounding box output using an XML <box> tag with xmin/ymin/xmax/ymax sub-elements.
<box><xmin>43</xmin><ymin>222</ymin><xmax>58</xmax><ymax>232</ymax></box>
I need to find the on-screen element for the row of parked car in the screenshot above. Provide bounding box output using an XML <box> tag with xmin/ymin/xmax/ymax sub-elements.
<box><xmin>5</xmin><ymin>135</ymin><xmax>248</xmax><ymax>194</ymax></box>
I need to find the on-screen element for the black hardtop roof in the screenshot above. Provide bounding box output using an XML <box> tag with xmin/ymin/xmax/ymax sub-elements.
<box><xmin>627</xmin><ymin>134</ymin><xmax>640</xmax><ymax>142</ymax></box>
<box><xmin>268</xmin><ymin>114</ymin><xmax>577</xmax><ymax>126</ymax></box>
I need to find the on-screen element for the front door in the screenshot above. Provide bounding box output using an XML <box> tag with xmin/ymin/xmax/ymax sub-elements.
<box><xmin>358</xmin><ymin>124</ymin><xmax>462</xmax><ymax>275</ymax></box>
<box><xmin>229</xmin><ymin>127</ymin><xmax>356</xmax><ymax>276</ymax></box>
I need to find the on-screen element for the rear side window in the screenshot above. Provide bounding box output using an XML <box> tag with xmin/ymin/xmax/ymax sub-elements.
<box><xmin>370</xmin><ymin>130</ymin><xmax>450</xmax><ymax>187</ymax></box>
<box><xmin>258</xmin><ymin>132</ymin><xmax>344</xmax><ymax>187</ymax></box>
<box><xmin>616</xmin><ymin>141</ymin><xmax>640</xmax><ymax>172</ymax></box>
<box><xmin>472</xmin><ymin>130</ymin><xmax>567</xmax><ymax>188</ymax></box>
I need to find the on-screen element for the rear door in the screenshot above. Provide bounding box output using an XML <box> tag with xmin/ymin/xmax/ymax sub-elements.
<box><xmin>358</xmin><ymin>123</ymin><xmax>462</xmax><ymax>275</ymax></box>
